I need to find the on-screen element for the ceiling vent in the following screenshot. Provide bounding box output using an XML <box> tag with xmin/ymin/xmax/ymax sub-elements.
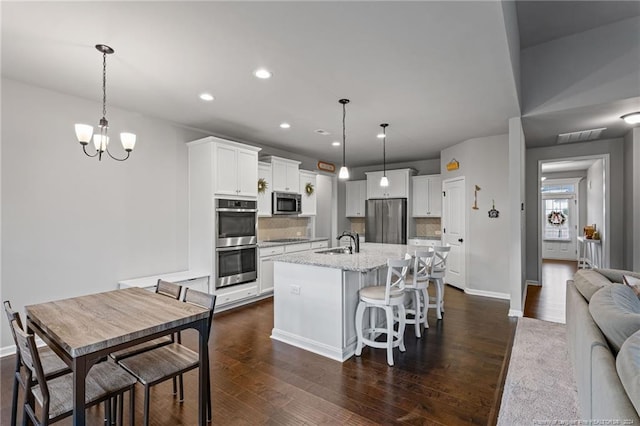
<box><xmin>556</xmin><ymin>127</ymin><xmax>606</xmax><ymax>144</ymax></box>
<box><xmin>314</xmin><ymin>129</ymin><xmax>330</xmax><ymax>136</ymax></box>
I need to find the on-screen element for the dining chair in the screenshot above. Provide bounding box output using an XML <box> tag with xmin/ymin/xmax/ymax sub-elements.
<box><xmin>355</xmin><ymin>257</ymin><xmax>411</xmax><ymax>366</ymax></box>
<box><xmin>117</xmin><ymin>288</ymin><xmax>216</xmax><ymax>426</ymax></box>
<box><xmin>403</xmin><ymin>250</ymin><xmax>436</xmax><ymax>337</ymax></box>
<box><xmin>428</xmin><ymin>245</ymin><xmax>451</xmax><ymax>319</ymax></box>
<box><xmin>3</xmin><ymin>301</ymin><xmax>72</xmax><ymax>426</ymax></box>
<box><xmin>10</xmin><ymin>318</ymin><xmax>137</xmax><ymax>426</ymax></box>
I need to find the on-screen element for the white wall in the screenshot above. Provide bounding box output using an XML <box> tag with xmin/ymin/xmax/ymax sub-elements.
<box><xmin>624</xmin><ymin>128</ymin><xmax>640</xmax><ymax>270</ymax></box>
<box><xmin>441</xmin><ymin>134</ymin><xmax>511</xmax><ymax>298</ymax></box>
<box><xmin>0</xmin><ymin>78</ymin><xmax>208</xmax><ymax>350</ymax></box>
<box><xmin>586</xmin><ymin>159</ymin><xmax>605</xmax><ymax>243</ymax></box>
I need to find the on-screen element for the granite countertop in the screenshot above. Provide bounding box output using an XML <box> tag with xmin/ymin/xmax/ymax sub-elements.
<box><xmin>272</xmin><ymin>242</ymin><xmax>411</xmax><ymax>272</ymax></box>
<box><xmin>258</xmin><ymin>237</ymin><xmax>329</xmax><ymax>248</ymax></box>
<box><xmin>410</xmin><ymin>236</ymin><xmax>442</xmax><ymax>240</ymax></box>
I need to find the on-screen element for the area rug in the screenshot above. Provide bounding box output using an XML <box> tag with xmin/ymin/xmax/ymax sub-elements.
<box><xmin>497</xmin><ymin>317</ymin><xmax>579</xmax><ymax>425</ymax></box>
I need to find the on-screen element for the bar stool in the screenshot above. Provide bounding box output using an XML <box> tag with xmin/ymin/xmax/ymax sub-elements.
<box><xmin>403</xmin><ymin>250</ymin><xmax>435</xmax><ymax>337</ymax></box>
<box><xmin>428</xmin><ymin>246</ymin><xmax>451</xmax><ymax>319</ymax></box>
<box><xmin>355</xmin><ymin>257</ymin><xmax>411</xmax><ymax>366</ymax></box>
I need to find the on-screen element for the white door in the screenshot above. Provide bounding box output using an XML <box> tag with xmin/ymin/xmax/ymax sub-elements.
<box><xmin>542</xmin><ymin>196</ymin><xmax>577</xmax><ymax>260</ymax></box>
<box><xmin>442</xmin><ymin>177</ymin><xmax>466</xmax><ymax>290</ymax></box>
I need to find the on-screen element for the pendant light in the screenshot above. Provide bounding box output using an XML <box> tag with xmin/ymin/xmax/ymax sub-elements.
<box><xmin>379</xmin><ymin>123</ymin><xmax>389</xmax><ymax>187</ymax></box>
<box><xmin>74</xmin><ymin>44</ymin><xmax>136</xmax><ymax>161</ymax></box>
<box><xmin>338</xmin><ymin>98</ymin><xmax>350</xmax><ymax>179</ymax></box>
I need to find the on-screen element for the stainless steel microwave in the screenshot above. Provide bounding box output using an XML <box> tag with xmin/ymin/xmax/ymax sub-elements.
<box><xmin>272</xmin><ymin>192</ymin><xmax>301</xmax><ymax>215</ymax></box>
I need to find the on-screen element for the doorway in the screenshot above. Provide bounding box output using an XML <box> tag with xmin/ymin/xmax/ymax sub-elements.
<box><xmin>537</xmin><ymin>155</ymin><xmax>609</xmax><ymax>286</ymax></box>
<box><xmin>442</xmin><ymin>177</ymin><xmax>466</xmax><ymax>290</ymax></box>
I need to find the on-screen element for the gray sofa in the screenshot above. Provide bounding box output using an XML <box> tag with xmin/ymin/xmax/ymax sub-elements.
<box><xmin>566</xmin><ymin>268</ymin><xmax>640</xmax><ymax>422</ymax></box>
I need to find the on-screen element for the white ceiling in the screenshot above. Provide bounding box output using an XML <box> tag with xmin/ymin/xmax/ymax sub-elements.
<box><xmin>1</xmin><ymin>1</ymin><xmax>519</xmax><ymax>167</ymax></box>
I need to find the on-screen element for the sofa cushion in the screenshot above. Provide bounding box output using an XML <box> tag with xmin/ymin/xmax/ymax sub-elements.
<box><xmin>617</xmin><ymin>329</ymin><xmax>640</xmax><ymax>416</ymax></box>
<box><xmin>589</xmin><ymin>284</ymin><xmax>640</xmax><ymax>353</ymax></box>
<box><xmin>595</xmin><ymin>268</ymin><xmax>640</xmax><ymax>285</ymax></box>
<box><xmin>574</xmin><ymin>269</ymin><xmax>614</xmax><ymax>302</ymax></box>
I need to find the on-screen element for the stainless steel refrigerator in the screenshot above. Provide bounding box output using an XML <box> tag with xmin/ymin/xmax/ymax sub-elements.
<box><xmin>365</xmin><ymin>198</ymin><xmax>407</xmax><ymax>244</ymax></box>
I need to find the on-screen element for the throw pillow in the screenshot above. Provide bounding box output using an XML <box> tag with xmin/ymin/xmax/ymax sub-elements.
<box><xmin>624</xmin><ymin>275</ymin><xmax>640</xmax><ymax>298</ymax></box>
<box><xmin>589</xmin><ymin>284</ymin><xmax>640</xmax><ymax>354</ymax></box>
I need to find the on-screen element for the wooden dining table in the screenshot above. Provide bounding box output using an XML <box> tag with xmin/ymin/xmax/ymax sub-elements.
<box><xmin>25</xmin><ymin>287</ymin><xmax>211</xmax><ymax>426</ymax></box>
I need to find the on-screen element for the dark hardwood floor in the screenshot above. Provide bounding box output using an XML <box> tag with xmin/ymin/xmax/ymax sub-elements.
<box><xmin>523</xmin><ymin>259</ymin><xmax>577</xmax><ymax>324</ymax></box>
<box><xmin>2</xmin><ymin>287</ymin><xmax>516</xmax><ymax>425</ymax></box>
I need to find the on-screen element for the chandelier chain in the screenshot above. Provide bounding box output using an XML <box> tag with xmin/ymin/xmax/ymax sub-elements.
<box><xmin>342</xmin><ymin>102</ymin><xmax>346</xmax><ymax>165</ymax></box>
<box><xmin>102</xmin><ymin>51</ymin><xmax>107</xmax><ymax>119</ymax></box>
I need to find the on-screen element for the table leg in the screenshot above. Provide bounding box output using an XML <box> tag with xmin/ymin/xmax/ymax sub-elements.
<box><xmin>198</xmin><ymin>319</ymin><xmax>209</xmax><ymax>426</ymax></box>
<box><xmin>73</xmin><ymin>356</ymin><xmax>87</xmax><ymax>425</ymax></box>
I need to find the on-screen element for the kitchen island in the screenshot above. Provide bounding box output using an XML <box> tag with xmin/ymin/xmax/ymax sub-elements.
<box><xmin>271</xmin><ymin>243</ymin><xmax>411</xmax><ymax>362</ymax></box>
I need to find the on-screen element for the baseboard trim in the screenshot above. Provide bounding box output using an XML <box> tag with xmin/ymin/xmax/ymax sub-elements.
<box><xmin>1</xmin><ymin>337</ymin><xmax>46</xmax><ymax>358</ymax></box>
<box><xmin>464</xmin><ymin>288</ymin><xmax>510</xmax><ymax>300</ymax></box>
<box><xmin>508</xmin><ymin>309</ymin><xmax>524</xmax><ymax>317</ymax></box>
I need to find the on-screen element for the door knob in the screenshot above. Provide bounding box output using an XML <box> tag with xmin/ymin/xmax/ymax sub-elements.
<box><xmin>458</xmin><ymin>238</ymin><xmax>464</xmax><ymax>243</ymax></box>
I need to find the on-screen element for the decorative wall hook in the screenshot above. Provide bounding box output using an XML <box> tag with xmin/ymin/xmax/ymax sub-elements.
<box><xmin>472</xmin><ymin>185</ymin><xmax>481</xmax><ymax>210</ymax></box>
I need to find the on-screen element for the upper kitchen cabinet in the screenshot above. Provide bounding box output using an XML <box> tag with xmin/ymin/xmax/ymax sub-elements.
<box><xmin>188</xmin><ymin>136</ymin><xmax>261</xmax><ymax>199</ymax></box>
<box><xmin>265</xmin><ymin>156</ymin><xmax>300</xmax><ymax>193</ymax></box>
<box><xmin>345</xmin><ymin>180</ymin><xmax>366</xmax><ymax>217</ymax></box>
<box><xmin>412</xmin><ymin>175</ymin><xmax>442</xmax><ymax>217</ymax></box>
<box><xmin>299</xmin><ymin>170</ymin><xmax>317</xmax><ymax>216</ymax></box>
<box><xmin>258</xmin><ymin>162</ymin><xmax>273</xmax><ymax>217</ymax></box>
<box><xmin>366</xmin><ymin>169</ymin><xmax>415</xmax><ymax>199</ymax></box>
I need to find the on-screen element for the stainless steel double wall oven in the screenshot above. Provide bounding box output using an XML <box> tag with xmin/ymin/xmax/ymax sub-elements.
<box><xmin>215</xmin><ymin>198</ymin><xmax>258</xmax><ymax>289</ymax></box>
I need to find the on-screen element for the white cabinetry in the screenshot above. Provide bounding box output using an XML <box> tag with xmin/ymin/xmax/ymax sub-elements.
<box><xmin>117</xmin><ymin>271</ymin><xmax>211</xmax><ymax>295</ymax></box>
<box><xmin>366</xmin><ymin>169</ymin><xmax>414</xmax><ymax>199</ymax></box>
<box><xmin>214</xmin><ymin>143</ymin><xmax>260</xmax><ymax>197</ymax></box>
<box><xmin>258</xmin><ymin>240</ymin><xmax>328</xmax><ymax>295</ymax></box>
<box><xmin>412</xmin><ymin>175</ymin><xmax>442</xmax><ymax>217</ymax></box>
<box><xmin>345</xmin><ymin>180</ymin><xmax>366</xmax><ymax>217</ymax></box>
<box><xmin>267</xmin><ymin>156</ymin><xmax>300</xmax><ymax>193</ymax></box>
<box><xmin>188</xmin><ymin>136</ymin><xmax>261</xmax><ymax>280</ymax></box>
<box><xmin>258</xmin><ymin>162</ymin><xmax>272</xmax><ymax>217</ymax></box>
<box><xmin>299</xmin><ymin>170</ymin><xmax>317</xmax><ymax>216</ymax></box>
<box><xmin>407</xmin><ymin>238</ymin><xmax>441</xmax><ymax>250</ymax></box>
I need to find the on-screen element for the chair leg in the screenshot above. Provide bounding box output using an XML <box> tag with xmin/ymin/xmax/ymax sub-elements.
<box><xmin>179</xmin><ymin>373</ymin><xmax>184</xmax><ymax>402</ymax></box>
<box><xmin>440</xmin><ymin>280</ymin><xmax>445</xmax><ymax>313</ymax></box>
<box><xmin>206</xmin><ymin>368</ymin><xmax>212</xmax><ymax>422</ymax></box>
<box><xmin>129</xmin><ymin>386</ymin><xmax>135</xmax><ymax>426</ymax></box>
<box><xmin>118</xmin><ymin>394</ymin><xmax>123</xmax><ymax>426</ymax></box>
<box><xmin>112</xmin><ymin>396</ymin><xmax>117</xmax><ymax>425</ymax></box>
<box><xmin>172</xmin><ymin>377</ymin><xmax>177</xmax><ymax>395</ymax></box>
<box><xmin>412</xmin><ymin>290</ymin><xmax>421</xmax><ymax>338</ymax></box>
<box><xmin>421</xmin><ymin>288</ymin><xmax>429</xmax><ymax>329</ymax></box>
<box><xmin>435</xmin><ymin>280</ymin><xmax>442</xmax><ymax>320</ymax></box>
<box><xmin>105</xmin><ymin>398</ymin><xmax>111</xmax><ymax>426</ymax></box>
<box><xmin>355</xmin><ymin>301</ymin><xmax>366</xmax><ymax>356</ymax></box>
<box><xmin>144</xmin><ymin>386</ymin><xmax>150</xmax><ymax>426</ymax></box>
<box><xmin>385</xmin><ymin>307</ymin><xmax>394</xmax><ymax>366</ymax></box>
<box><xmin>398</xmin><ymin>303</ymin><xmax>406</xmax><ymax>353</ymax></box>
<box><xmin>11</xmin><ymin>371</ymin><xmax>19</xmax><ymax>426</ymax></box>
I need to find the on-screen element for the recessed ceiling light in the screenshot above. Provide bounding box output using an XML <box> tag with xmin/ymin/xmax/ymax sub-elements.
<box><xmin>254</xmin><ymin>68</ymin><xmax>272</xmax><ymax>79</ymax></box>
<box><xmin>377</xmin><ymin>133</ymin><xmax>385</xmax><ymax>138</ymax></box>
<box><xmin>199</xmin><ymin>93</ymin><xmax>214</xmax><ymax>101</ymax></box>
<box><xmin>280</xmin><ymin>122</ymin><xmax>291</xmax><ymax>129</ymax></box>
<box><xmin>332</xmin><ymin>141</ymin><xmax>341</xmax><ymax>146</ymax></box>
<box><xmin>621</xmin><ymin>112</ymin><xmax>640</xmax><ymax>124</ymax></box>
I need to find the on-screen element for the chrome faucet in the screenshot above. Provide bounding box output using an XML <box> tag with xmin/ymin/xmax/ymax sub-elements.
<box><xmin>337</xmin><ymin>231</ymin><xmax>360</xmax><ymax>253</ymax></box>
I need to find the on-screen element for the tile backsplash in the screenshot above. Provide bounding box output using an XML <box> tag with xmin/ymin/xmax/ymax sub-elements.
<box><xmin>258</xmin><ymin>217</ymin><xmax>311</xmax><ymax>240</ymax></box>
<box><xmin>415</xmin><ymin>217</ymin><xmax>441</xmax><ymax>237</ymax></box>
<box><xmin>349</xmin><ymin>218</ymin><xmax>365</xmax><ymax>235</ymax></box>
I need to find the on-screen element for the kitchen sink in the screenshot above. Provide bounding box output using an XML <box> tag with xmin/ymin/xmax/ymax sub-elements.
<box><xmin>315</xmin><ymin>247</ymin><xmax>352</xmax><ymax>255</ymax></box>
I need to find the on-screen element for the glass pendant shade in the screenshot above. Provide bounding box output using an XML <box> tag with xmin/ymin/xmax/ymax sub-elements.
<box><xmin>339</xmin><ymin>166</ymin><xmax>350</xmax><ymax>179</ymax></box>
<box><xmin>380</xmin><ymin>176</ymin><xmax>389</xmax><ymax>187</ymax></box>
<box><xmin>93</xmin><ymin>134</ymin><xmax>109</xmax><ymax>152</ymax></box>
<box><xmin>120</xmin><ymin>133</ymin><xmax>137</xmax><ymax>151</ymax></box>
<box><xmin>75</xmin><ymin>124</ymin><xmax>94</xmax><ymax>143</ymax></box>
